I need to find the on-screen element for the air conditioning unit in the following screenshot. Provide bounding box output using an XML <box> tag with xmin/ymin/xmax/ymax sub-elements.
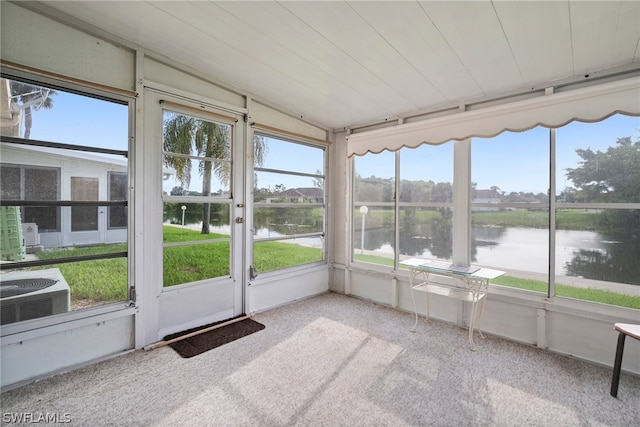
<box><xmin>21</xmin><ymin>223</ymin><xmax>40</xmax><ymax>246</ymax></box>
<box><xmin>1</xmin><ymin>268</ymin><xmax>70</xmax><ymax>325</ymax></box>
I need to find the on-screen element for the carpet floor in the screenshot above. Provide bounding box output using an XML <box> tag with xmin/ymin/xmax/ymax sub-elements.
<box><xmin>2</xmin><ymin>292</ymin><xmax>638</xmax><ymax>426</ymax></box>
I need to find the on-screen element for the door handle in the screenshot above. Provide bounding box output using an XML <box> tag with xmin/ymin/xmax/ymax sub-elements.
<box><xmin>235</xmin><ymin>217</ymin><xmax>244</xmax><ymax>224</ymax></box>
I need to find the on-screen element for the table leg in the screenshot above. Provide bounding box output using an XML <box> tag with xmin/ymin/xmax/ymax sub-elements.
<box><xmin>424</xmin><ymin>272</ymin><xmax>430</xmax><ymax>323</ymax></box>
<box><xmin>410</xmin><ymin>271</ymin><xmax>419</xmax><ymax>332</ymax></box>
<box><xmin>468</xmin><ymin>294</ymin><xmax>479</xmax><ymax>351</ymax></box>
<box><xmin>610</xmin><ymin>331</ymin><xmax>626</xmax><ymax>397</ymax></box>
<box><xmin>475</xmin><ymin>280</ymin><xmax>489</xmax><ymax>339</ymax></box>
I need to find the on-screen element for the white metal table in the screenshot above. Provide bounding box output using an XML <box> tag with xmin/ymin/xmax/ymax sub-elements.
<box><xmin>401</xmin><ymin>258</ymin><xmax>505</xmax><ymax>350</ymax></box>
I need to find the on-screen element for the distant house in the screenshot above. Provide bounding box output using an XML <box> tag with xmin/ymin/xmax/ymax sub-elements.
<box><xmin>265</xmin><ymin>187</ymin><xmax>324</xmax><ymax>204</ymax></box>
<box><xmin>472</xmin><ymin>188</ymin><xmax>502</xmax><ymax>211</ymax></box>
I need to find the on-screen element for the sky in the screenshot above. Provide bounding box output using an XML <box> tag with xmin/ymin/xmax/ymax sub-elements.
<box><xmin>24</xmin><ymin>89</ymin><xmax>640</xmax><ymax>195</ymax></box>
<box><xmin>356</xmin><ymin>114</ymin><xmax>640</xmax><ymax>195</ymax></box>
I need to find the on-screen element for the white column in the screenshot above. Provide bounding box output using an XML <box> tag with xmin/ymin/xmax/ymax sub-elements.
<box><xmin>452</xmin><ymin>138</ymin><xmax>471</xmax><ymax>266</ymax></box>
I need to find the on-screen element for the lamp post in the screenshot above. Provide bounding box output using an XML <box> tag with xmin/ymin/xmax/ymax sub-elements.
<box><xmin>359</xmin><ymin>205</ymin><xmax>368</xmax><ymax>255</ymax></box>
<box><xmin>181</xmin><ymin>205</ymin><xmax>186</xmax><ymax>227</ymax></box>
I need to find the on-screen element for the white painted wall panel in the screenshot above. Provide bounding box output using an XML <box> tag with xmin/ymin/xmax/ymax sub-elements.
<box><xmin>349</xmin><ymin>271</ymin><xmax>392</xmax><ymax>305</ymax></box>
<box><xmin>251</xmin><ymin>101</ymin><xmax>327</xmax><ymax>141</ymax></box>
<box><xmin>329</xmin><ymin>131</ymin><xmax>349</xmax><ymax>285</ymax></box>
<box><xmin>547</xmin><ymin>311</ymin><xmax>640</xmax><ymax>373</ymax></box>
<box><xmin>347</xmin><ymin>269</ymin><xmax>639</xmax><ymax>375</ymax></box>
<box><xmin>0</xmin><ymin>2</ymin><xmax>134</xmax><ymax>91</ymax></box>
<box><xmin>158</xmin><ymin>281</ymin><xmax>235</xmax><ymax>337</ymax></box>
<box><xmin>143</xmin><ymin>57</ymin><xmax>244</xmax><ymax>108</ymax></box>
<box><xmin>480</xmin><ymin>298</ymin><xmax>538</xmax><ymax>345</ymax></box>
<box><xmin>1</xmin><ymin>315</ymin><xmax>133</xmax><ymax>389</ymax></box>
<box><xmin>249</xmin><ymin>268</ymin><xmax>329</xmax><ymax>314</ymax></box>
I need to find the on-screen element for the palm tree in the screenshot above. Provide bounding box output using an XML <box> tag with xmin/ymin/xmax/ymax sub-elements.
<box><xmin>163</xmin><ymin>112</ymin><xmax>266</xmax><ymax>234</ymax></box>
<box><xmin>9</xmin><ymin>80</ymin><xmax>56</xmax><ymax>139</ymax></box>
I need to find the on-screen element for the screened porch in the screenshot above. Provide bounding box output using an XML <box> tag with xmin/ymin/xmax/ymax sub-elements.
<box><xmin>1</xmin><ymin>2</ymin><xmax>639</xmax><ymax>417</ymax></box>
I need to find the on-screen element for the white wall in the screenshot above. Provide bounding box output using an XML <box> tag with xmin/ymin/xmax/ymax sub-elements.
<box><xmin>1</xmin><ymin>313</ymin><xmax>134</xmax><ymax>389</ymax></box>
<box><xmin>249</xmin><ymin>266</ymin><xmax>329</xmax><ymax>314</ymax></box>
<box><xmin>339</xmin><ymin>265</ymin><xmax>640</xmax><ymax>375</ymax></box>
<box><xmin>0</xmin><ymin>2</ymin><xmax>134</xmax><ymax>93</ymax></box>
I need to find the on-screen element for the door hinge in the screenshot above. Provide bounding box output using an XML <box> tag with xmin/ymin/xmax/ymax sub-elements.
<box><xmin>128</xmin><ymin>286</ymin><xmax>136</xmax><ymax>306</ymax></box>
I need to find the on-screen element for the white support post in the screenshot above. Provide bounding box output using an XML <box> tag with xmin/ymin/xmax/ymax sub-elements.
<box><xmin>537</xmin><ymin>308</ymin><xmax>547</xmax><ymax>348</ymax></box>
<box><xmin>453</xmin><ymin>139</ymin><xmax>471</xmax><ymax>266</ymax></box>
<box><xmin>391</xmin><ymin>277</ymin><xmax>398</xmax><ymax>308</ymax></box>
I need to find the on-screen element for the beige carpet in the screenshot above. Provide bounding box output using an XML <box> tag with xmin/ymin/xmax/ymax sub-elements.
<box><xmin>2</xmin><ymin>292</ymin><xmax>638</xmax><ymax>426</ymax></box>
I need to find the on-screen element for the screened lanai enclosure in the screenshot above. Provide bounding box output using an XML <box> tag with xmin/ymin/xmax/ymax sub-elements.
<box><xmin>1</xmin><ymin>0</ymin><xmax>639</xmax><ymax>393</ymax></box>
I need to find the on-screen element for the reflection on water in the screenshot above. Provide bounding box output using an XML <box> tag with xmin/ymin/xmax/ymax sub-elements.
<box><xmin>356</xmin><ymin>225</ymin><xmax>639</xmax><ymax>285</ymax></box>
<box><xmin>168</xmin><ymin>222</ymin><xmax>323</xmax><ymax>248</ymax></box>
<box><xmin>473</xmin><ymin>227</ymin><xmax>549</xmax><ymax>274</ymax></box>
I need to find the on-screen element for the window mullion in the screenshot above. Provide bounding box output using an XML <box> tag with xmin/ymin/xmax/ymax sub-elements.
<box><xmin>548</xmin><ymin>128</ymin><xmax>557</xmax><ymax>299</ymax></box>
<box><xmin>394</xmin><ymin>150</ymin><xmax>400</xmax><ymax>270</ymax></box>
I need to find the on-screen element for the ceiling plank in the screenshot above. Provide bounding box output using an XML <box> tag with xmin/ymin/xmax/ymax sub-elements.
<box><xmin>419</xmin><ymin>1</ymin><xmax>524</xmax><ymax>97</ymax></box>
<box><xmin>349</xmin><ymin>1</ymin><xmax>482</xmax><ymax>103</ymax></box>
<box><xmin>20</xmin><ymin>1</ymin><xmax>640</xmax><ymax>130</ymax></box>
<box><xmin>493</xmin><ymin>1</ymin><xmax>573</xmax><ymax>86</ymax></box>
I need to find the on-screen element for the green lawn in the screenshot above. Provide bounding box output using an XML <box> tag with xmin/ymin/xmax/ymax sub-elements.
<box><xmin>33</xmin><ymin>224</ymin><xmax>638</xmax><ymax>310</ymax></box>
<box><xmin>492</xmin><ymin>275</ymin><xmax>640</xmax><ymax>309</ymax></box>
<box><xmin>36</xmin><ymin>244</ymin><xmax>128</xmax><ymax>303</ymax></box>
<box><xmin>353</xmin><ymin>255</ymin><xmax>640</xmax><ymax>310</ymax></box>
<box><xmin>471</xmin><ymin>209</ymin><xmax>604</xmax><ymax>230</ymax></box>
<box><xmin>34</xmin><ymin>226</ymin><xmax>322</xmax><ymax>305</ymax></box>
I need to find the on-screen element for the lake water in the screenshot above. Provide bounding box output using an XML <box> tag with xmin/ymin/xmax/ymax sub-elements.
<box><xmin>174</xmin><ymin>222</ymin><xmax>638</xmax><ymax>285</ymax></box>
<box><xmin>358</xmin><ymin>226</ymin><xmax>639</xmax><ymax>285</ymax></box>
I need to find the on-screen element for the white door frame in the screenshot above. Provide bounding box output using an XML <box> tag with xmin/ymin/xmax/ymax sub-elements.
<box><xmin>139</xmin><ymin>88</ymin><xmax>247</xmax><ymax>343</ymax></box>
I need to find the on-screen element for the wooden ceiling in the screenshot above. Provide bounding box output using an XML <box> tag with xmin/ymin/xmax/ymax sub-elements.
<box><xmin>33</xmin><ymin>1</ymin><xmax>640</xmax><ymax>130</ymax></box>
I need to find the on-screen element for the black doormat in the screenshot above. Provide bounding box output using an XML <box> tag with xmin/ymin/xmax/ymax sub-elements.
<box><xmin>164</xmin><ymin>317</ymin><xmax>265</xmax><ymax>358</ymax></box>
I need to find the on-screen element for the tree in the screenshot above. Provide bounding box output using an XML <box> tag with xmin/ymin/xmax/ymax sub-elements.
<box><xmin>312</xmin><ymin>169</ymin><xmax>324</xmax><ymax>189</ymax></box>
<box><xmin>565</xmin><ymin>136</ymin><xmax>640</xmax><ymax>203</ymax></box>
<box><xmin>9</xmin><ymin>80</ymin><xmax>56</xmax><ymax>139</ymax></box>
<box><xmin>163</xmin><ymin>113</ymin><xmax>266</xmax><ymax>234</ymax></box>
<box><xmin>565</xmin><ymin>135</ymin><xmax>640</xmax><ymax>240</ymax></box>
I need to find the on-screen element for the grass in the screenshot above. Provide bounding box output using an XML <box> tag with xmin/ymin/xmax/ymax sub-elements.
<box><xmin>354</xmin><ymin>255</ymin><xmax>639</xmax><ymax>310</ymax></box>
<box><xmin>35</xmin><ymin>244</ymin><xmax>128</xmax><ymax>303</ymax></box>
<box><xmin>254</xmin><ymin>241</ymin><xmax>323</xmax><ymax>273</ymax></box>
<box><xmin>33</xmin><ymin>223</ymin><xmax>638</xmax><ymax>310</ymax></box>
<box><xmin>471</xmin><ymin>209</ymin><xmax>603</xmax><ymax>231</ymax></box>
<box><xmin>162</xmin><ymin>226</ymin><xmax>233</xmax><ymax>286</ymax></box>
<box><xmin>33</xmin><ymin>226</ymin><xmax>322</xmax><ymax>305</ymax></box>
<box><xmin>492</xmin><ymin>275</ymin><xmax>640</xmax><ymax>309</ymax></box>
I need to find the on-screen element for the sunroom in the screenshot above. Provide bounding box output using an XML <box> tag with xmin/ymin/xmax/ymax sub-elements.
<box><xmin>1</xmin><ymin>0</ymin><xmax>639</xmax><ymax>404</ymax></box>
